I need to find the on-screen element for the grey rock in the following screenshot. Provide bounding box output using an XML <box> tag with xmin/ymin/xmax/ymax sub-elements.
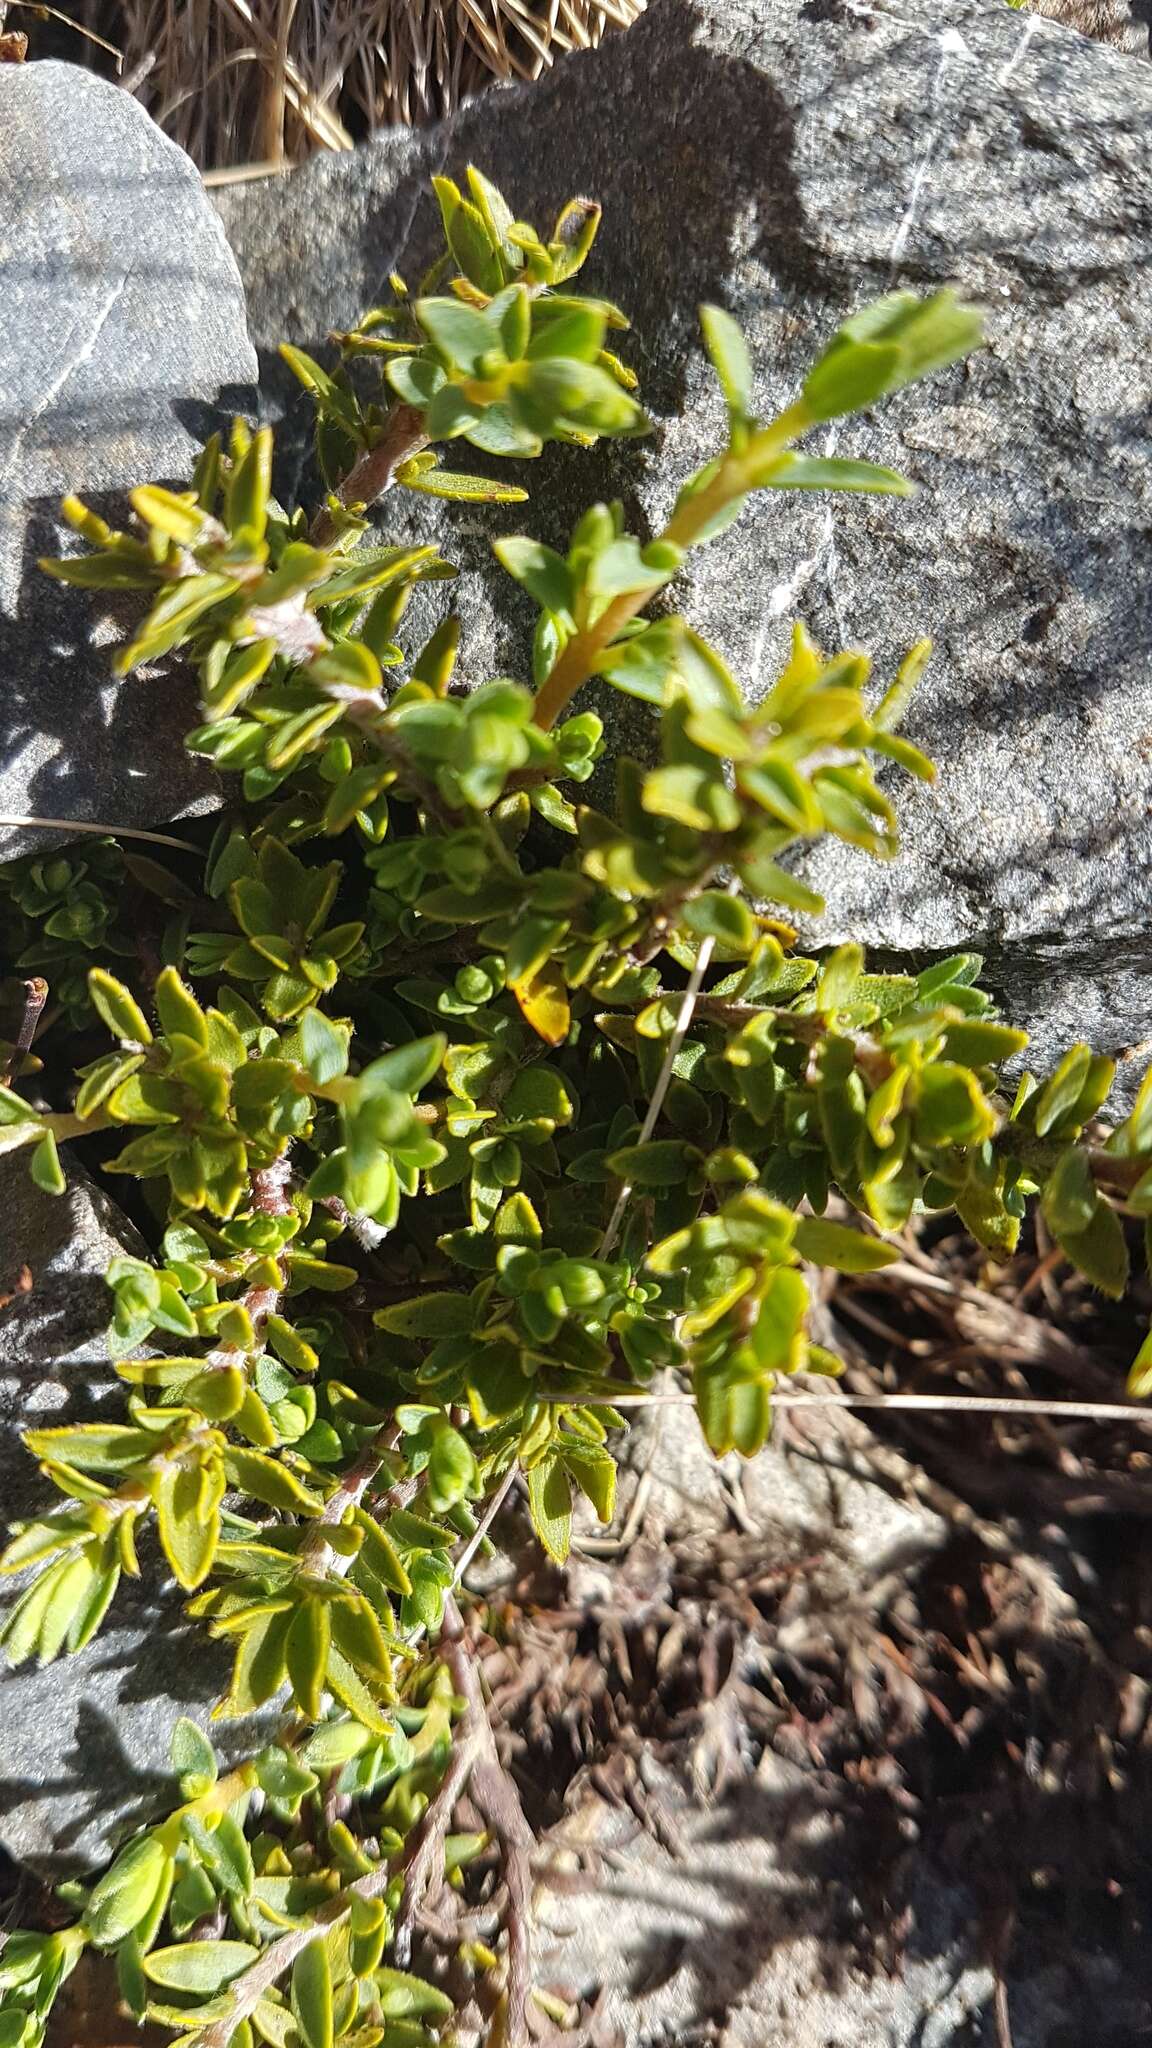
<box><xmin>545</xmin><ymin>1402</ymin><xmax>1142</xmax><ymax>2047</ymax></box>
<box><xmin>604</xmin><ymin>1389</ymin><xmax>945</xmax><ymax>1581</ymax></box>
<box><xmin>216</xmin><ymin>0</ymin><xmax>1152</xmax><ymax>1104</ymax></box>
<box><xmin>0</xmin><ymin>60</ymin><xmax>257</xmax><ymax>863</ymax></box>
<box><xmin>0</xmin><ymin>1155</ymin><xmax>149</xmax><ymax>1521</ymax></box>
<box><xmin>536</xmin><ymin>1755</ymin><xmax>1141</xmax><ymax>2047</ymax></box>
<box><xmin>0</xmin><ymin>1160</ymin><xmax>268</xmax><ymax>1874</ymax></box>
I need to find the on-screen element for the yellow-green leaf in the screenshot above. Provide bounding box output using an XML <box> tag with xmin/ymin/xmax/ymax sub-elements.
<box><xmin>89</xmin><ymin>969</ymin><xmax>153</xmax><ymax>1046</ymax></box>
<box><xmin>291</xmin><ymin>1938</ymin><xmax>334</xmax><ymax>2048</ymax></box>
<box><xmin>526</xmin><ymin>1456</ymin><xmax>572</xmax><ymax>1564</ymax></box>
<box><xmin>510</xmin><ymin>961</ymin><xmax>570</xmax><ymax>1047</ymax></box>
<box><xmin>285</xmin><ymin>1599</ymin><xmax>330</xmax><ymax>1721</ymax></box>
<box><xmin>154</xmin><ymin>1462</ymin><xmax>220</xmax><ymax>1591</ymax></box>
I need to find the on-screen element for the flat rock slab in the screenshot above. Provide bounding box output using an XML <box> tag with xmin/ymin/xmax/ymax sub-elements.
<box><xmin>0</xmin><ymin>1162</ymin><xmax>269</xmax><ymax>1874</ymax></box>
<box><xmin>216</xmin><ymin>0</ymin><xmax>1152</xmax><ymax>1101</ymax></box>
<box><xmin>0</xmin><ymin>60</ymin><xmax>257</xmax><ymax>862</ymax></box>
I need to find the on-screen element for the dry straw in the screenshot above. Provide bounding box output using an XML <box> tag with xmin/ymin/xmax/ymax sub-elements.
<box><xmin>53</xmin><ymin>0</ymin><xmax>645</xmax><ymax>170</ymax></box>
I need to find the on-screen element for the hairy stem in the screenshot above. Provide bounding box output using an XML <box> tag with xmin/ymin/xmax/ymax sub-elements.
<box><xmin>0</xmin><ymin>976</ymin><xmax>47</xmax><ymax>1086</ymax></box>
<box><xmin>309</xmin><ymin>403</ymin><xmax>429</xmax><ymax>548</ymax></box>
<box><xmin>396</xmin><ymin>1595</ymin><xmax>535</xmax><ymax>2048</ymax></box>
<box><xmin>530</xmin><ymin>402</ymin><xmax>811</xmax><ymax>732</ymax></box>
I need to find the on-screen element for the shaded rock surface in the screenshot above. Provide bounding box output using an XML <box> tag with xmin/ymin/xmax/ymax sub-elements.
<box><xmin>215</xmin><ymin>0</ymin><xmax>1152</xmax><ymax>1101</ymax></box>
<box><xmin>536</xmin><ymin>1399</ymin><xmax>1145</xmax><ymax>2047</ymax></box>
<box><xmin>0</xmin><ymin>60</ymin><xmax>256</xmax><ymax>862</ymax></box>
<box><xmin>535</xmin><ymin>1753</ymin><xmax>1141</xmax><ymax>2048</ymax></box>
<box><xmin>0</xmin><ymin>1161</ymin><xmax>268</xmax><ymax>1874</ymax></box>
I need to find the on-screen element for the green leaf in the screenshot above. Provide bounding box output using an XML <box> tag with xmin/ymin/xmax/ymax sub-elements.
<box><xmin>803</xmin><ymin>290</ymin><xmax>983</xmax><ymax>423</ymax></box>
<box><xmin>170</xmin><ymin>1717</ymin><xmax>218</xmax><ymax>1797</ymax></box>
<box><xmin>736</xmin><ymin>851</ymin><xmax>824</xmax><ymax>916</ymax></box>
<box><xmin>0</xmin><ymin>1081</ymin><xmax>42</xmax><ymax>1129</ymax></box>
<box><xmin>803</xmin><ymin>340</ymin><xmax>902</xmax><ymax>424</ymax></box>
<box><xmin>916</xmin><ymin>1063</ymin><xmax>997</xmax><ymax>1147</ymax></box>
<box><xmin>816</xmin><ymin>943</ymin><xmax>864</xmax><ymax>1013</ymax></box>
<box><xmin>117</xmin><ymin>573</ymin><xmax>240</xmax><ymax>672</ymax></box>
<box><xmin>144</xmin><ymin>1942</ymin><xmax>258</xmax><ymax>1994</ymax></box>
<box><xmin>183</xmin><ymin>1811</ymin><xmax>254</xmax><ymax>1901</ymax></box>
<box><xmin>361</xmin><ymin>1035</ymin><xmax>446</xmax><ymax>1095</ymax></box>
<box><xmin>373</xmin><ymin>1969</ymin><xmax>454</xmax><ymax>2020</ymax></box>
<box><xmin>385</xmin><ymin>355</ymin><xmax>447</xmax><ymax>409</ymax></box>
<box><xmin>400</xmin><ymin>462</ymin><xmax>527</xmax><ymax>503</ymax></box>
<box><xmin>279</xmin><ymin>345</ymin><xmax>360</xmax><ymax>431</ymax></box>
<box><xmin>154</xmin><ymin>968</ymin><xmax>209</xmax><ymax>1047</ymax></box>
<box><xmin>155</xmin><ymin>1462</ymin><xmax>219</xmax><ymax>1591</ymax></box>
<box><xmin>299</xmin><ymin>1008</ymin><xmax>350</xmax><ymax>1085</ymax></box>
<box><xmin>527</xmin><ymin>1456</ymin><xmax>572</xmax><ymax>1564</ymax></box>
<box><xmin>700</xmin><ymin>303</ymin><xmax>752</xmax><ymax>422</ymax></box>
<box><xmin>682</xmin><ymin>891</ymin><xmax>756</xmax><ymax>951</ymax></box>
<box><xmin>792</xmin><ymin>1218</ymin><xmax>899</xmax><ymax>1273</ymax></box>
<box><xmin>955</xmin><ymin>1181</ymin><xmax>1020</xmax><ymax>1257</ymax></box>
<box><xmin>527</xmin><ymin>303</ymin><xmax>607</xmax><ymax>363</ymax></box>
<box><xmin>30</xmin><ymin>1129</ymin><xmax>66</xmax><ymax>1195</ymax></box>
<box><xmin>130</xmin><ymin>485</ymin><xmax>205</xmax><ymax>544</ymax></box>
<box><xmin>374</xmin><ymin>1293</ymin><xmax>474</xmax><ymax>1338</ymax></box>
<box><xmin>223</xmin><ymin>1449</ymin><xmax>323</xmax><ymax>1515</ymax></box>
<box><xmin>1040</xmin><ymin>1147</ymin><xmax>1097</xmax><ymax>1237</ymax></box>
<box><xmin>89</xmin><ymin>968</ymin><xmax>153</xmax><ymax>1045</ymax></box>
<box><xmin>874</xmin><ymin>639</ymin><xmax>931</xmax><ymax>733</ymax></box>
<box><xmin>757</xmin><ymin>453</ymin><xmax>913</xmax><ymax>496</ymax></box>
<box><xmin>84</xmin><ymin>1835</ymin><xmax>171</xmax><ymax>1947</ymax></box>
<box><xmin>291</xmin><ymin>1940</ymin><xmax>334</xmax><ymax>2048</ymax></box>
<box><xmin>228</xmin><ymin>426</ymin><xmax>273</xmax><ymax>540</ymax></box>
<box><xmin>264</xmin><ymin>1315</ymin><xmax>319</xmax><ymax>1374</ymax></box>
<box><xmin>493</xmin><ymin>536</ymin><xmax>573</xmax><ymax>614</ymax></box>
<box><xmin>694</xmin><ymin>1361</ymin><xmax>772</xmax><ymax>1459</ymax></box>
<box><xmin>427</xmin><ymin>1424</ymin><xmax>477</xmax><ymax>1512</ymax></box>
<box><xmin>587</xmin><ymin>535</ymin><xmax>677</xmax><ymax>602</ymax></box>
<box><xmin>520</xmin><ymin>357</ymin><xmax>646</xmax><ymax>437</ymax></box>
<box><xmin>593</xmin><ymin>617</ymin><xmax>682</xmax><ymax>703</ymax></box>
<box><xmin>563</xmin><ymin>1443</ymin><xmax>617</xmax><ymax>1524</ymax></box>
<box><xmin>1033</xmin><ymin>1043</ymin><xmax>1092</xmax><ymax>1137</ymax></box>
<box><xmin>217</xmin><ymin>1607</ymin><xmax>293</xmax><ymax>1716</ymax></box>
<box><xmin>1056</xmin><ymin>1198</ymin><xmax>1129</xmax><ymax>1300</ymax></box>
<box><xmin>286</xmin><ymin>1599</ymin><xmax>331</xmax><ymax>1722</ymax></box>
<box><xmin>607</xmin><ymin>1140</ymin><xmax>692</xmax><ymax>1187</ymax></box>
<box><xmin>739</xmin><ymin>758</ymin><xmax>822</xmax><ymax>834</ymax></box>
<box><xmin>1128</xmin><ymin>1328</ymin><xmax>1152</xmax><ymax>1400</ymax></box>
<box><xmin>941</xmin><ymin>1020</ymin><xmax>1029</xmax><ymax>1067</ymax></box>
<box><xmin>415</xmin><ymin>297</ymin><xmax>497</xmax><ymax>371</ymax></box>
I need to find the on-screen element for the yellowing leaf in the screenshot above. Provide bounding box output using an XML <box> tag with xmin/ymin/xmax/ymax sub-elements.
<box><xmin>511</xmin><ymin>961</ymin><xmax>570</xmax><ymax>1046</ymax></box>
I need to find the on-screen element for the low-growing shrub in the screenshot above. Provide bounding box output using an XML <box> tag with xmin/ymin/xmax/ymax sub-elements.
<box><xmin>2</xmin><ymin>167</ymin><xmax>1150</xmax><ymax>2048</ymax></box>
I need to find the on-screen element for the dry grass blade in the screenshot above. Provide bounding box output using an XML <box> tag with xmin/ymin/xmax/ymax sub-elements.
<box><xmin>54</xmin><ymin>0</ymin><xmax>646</xmax><ymax>169</ymax></box>
<box><xmin>5</xmin><ymin>0</ymin><xmax>122</xmax><ymax>61</ymax></box>
<box><xmin>0</xmin><ymin>813</ymin><xmax>204</xmax><ymax>854</ymax></box>
<box><xmin>601</xmin><ymin>1389</ymin><xmax>1152</xmax><ymax>1425</ymax></box>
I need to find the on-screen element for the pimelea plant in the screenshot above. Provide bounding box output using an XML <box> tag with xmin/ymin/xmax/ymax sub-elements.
<box><xmin>2</xmin><ymin>167</ymin><xmax>1151</xmax><ymax>2048</ymax></box>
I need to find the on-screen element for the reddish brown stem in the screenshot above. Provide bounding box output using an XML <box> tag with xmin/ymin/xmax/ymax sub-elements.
<box><xmin>250</xmin><ymin>1157</ymin><xmax>294</xmax><ymax>1215</ymax></box>
<box><xmin>1</xmin><ymin>975</ymin><xmax>47</xmax><ymax>1085</ymax></box>
<box><xmin>309</xmin><ymin>402</ymin><xmax>429</xmax><ymax>547</ymax></box>
<box><xmin>439</xmin><ymin>1596</ymin><xmax>535</xmax><ymax>2048</ymax></box>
